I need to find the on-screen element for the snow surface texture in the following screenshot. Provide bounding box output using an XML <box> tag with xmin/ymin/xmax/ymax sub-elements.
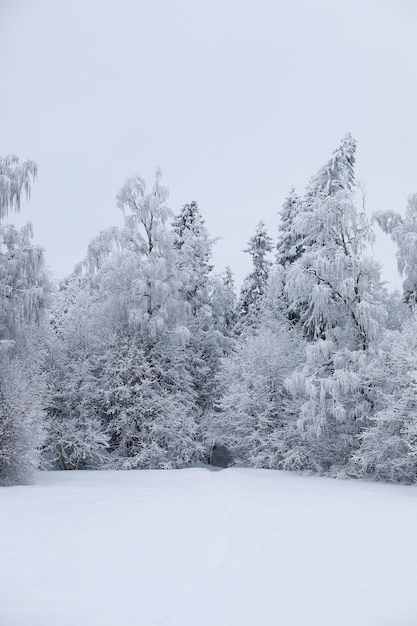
<box><xmin>2</xmin><ymin>467</ymin><xmax>417</xmax><ymax>626</ymax></box>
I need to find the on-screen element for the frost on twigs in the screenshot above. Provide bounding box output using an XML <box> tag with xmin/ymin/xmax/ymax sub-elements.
<box><xmin>0</xmin><ymin>155</ymin><xmax>37</xmax><ymax>218</ymax></box>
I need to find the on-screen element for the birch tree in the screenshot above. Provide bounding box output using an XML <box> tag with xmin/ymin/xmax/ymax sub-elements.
<box><xmin>374</xmin><ymin>193</ymin><xmax>417</xmax><ymax>307</ymax></box>
<box><xmin>0</xmin><ymin>155</ymin><xmax>49</xmax><ymax>484</ymax></box>
<box><xmin>50</xmin><ymin>172</ymin><xmax>202</xmax><ymax>469</ymax></box>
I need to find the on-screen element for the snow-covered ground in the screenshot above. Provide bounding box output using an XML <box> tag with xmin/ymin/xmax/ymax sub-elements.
<box><xmin>2</xmin><ymin>467</ymin><xmax>417</xmax><ymax>626</ymax></box>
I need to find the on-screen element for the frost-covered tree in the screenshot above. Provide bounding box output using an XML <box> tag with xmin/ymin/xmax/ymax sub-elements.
<box><xmin>172</xmin><ymin>201</ymin><xmax>230</xmax><ymax>425</ymax></box>
<box><xmin>283</xmin><ymin>134</ymin><xmax>384</xmax><ymax>345</ymax></box>
<box><xmin>0</xmin><ymin>155</ymin><xmax>49</xmax><ymax>484</ymax></box>
<box><xmin>104</xmin><ymin>176</ymin><xmax>202</xmax><ymax>466</ymax></box>
<box><xmin>214</xmin><ymin>309</ymin><xmax>303</xmax><ymax>468</ymax></box>
<box><xmin>102</xmin><ymin>326</ymin><xmax>201</xmax><ymax>469</ymax></box>
<box><xmin>0</xmin><ymin>155</ymin><xmax>37</xmax><ymax>218</ymax></box>
<box><xmin>384</xmin><ymin>289</ymin><xmax>409</xmax><ymax>331</ymax></box>
<box><xmin>236</xmin><ymin>221</ymin><xmax>273</xmax><ymax>331</ymax></box>
<box><xmin>215</xmin><ymin>266</ymin><xmax>237</xmax><ymax>334</ymax></box>
<box><xmin>50</xmin><ymin>172</ymin><xmax>202</xmax><ymax>469</ymax></box>
<box><xmin>0</xmin><ymin>223</ymin><xmax>47</xmax><ymax>340</ymax></box>
<box><xmin>0</xmin><ymin>348</ymin><xmax>47</xmax><ymax>484</ymax></box>
<box><xmin>306</xmin><ymin>133</ymin><xmax>356</xmax><ymax>198</ymax></box>
<box><xmin>173</xmin><ymin>201</ymin><xmax>213</xmax><ymax>310</ymax></box>
<box><xmin>0</xmin><ymin>155</ymin><xmax>43</xmax><ymax>345</ymax></box>
<box><xmin>44</xmin><ymin>278</ymin><xmax>109</xmax><ymax>470</ymax></box>
<box><xmin>353</xmin><ymin>315</ymin><xmax>417</xmax><ymax>483</ymax></box>
<box><xmin>276</xmin><ymin>188</ymin><xmax>303</xmax><ymax>267</ymax></box>
<box><xmin>374</xmin><ymin>193</ymin><xmax>417</xmax><ymax>306</ymax></box>
<box><xmin>286</xmin><ymin>194</ymin><xmax>384</xmax><ymax>346</ymax></box>
<box><xmin>284</xmin><ymin>136</ymin><xmax>387</xmax><ymax>473</ymax></box>
<box><xmin>274</xmin><ymin>189</ymin><xmax>305</xmax><ymax>325</ymax></box>
<box><xmin>114</xmin><ymin>171</ymin><xmax>187</xmax><ymax>338</ymax></box>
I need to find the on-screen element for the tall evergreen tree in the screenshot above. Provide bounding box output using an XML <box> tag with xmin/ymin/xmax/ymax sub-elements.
<box><xmin>216</xmin><ymin>266</ymin><xmax>237</xmax><ymax>334</ymax></box>
<box><xmin>172</xmin><ymin>201</ymin><xmax>231</xmax><ymax>455</ymax></box>
<box><xmin>276</xmin><ymin>188</ymin><xmax>303</xmax><ymax>267</ymax></box>
<box><xmin>215</xmin><ymin>317</ymin><xmax>303</xmax><ymax>468</ymax></box>
<box><xmin>45</xmin><ymin>277</ymin><xmax>109</xmax><ymax>470</ymax></box>
<box><xmin>306</xmin><ymin>132</ymin><xmax>356</xmax><ymax>198</ymax></box>
<box><xmin>284</xmin><ymin>136</ymin><xmax>387</xmax><ymax>473</ymax></box>
<box><xmin>172</xmin><ymin>201</ymin><xmax>213</xmax><ymax>309</ymax></box>
<box><xmin>353</xmin><ymin>314</ymin><xmax>417</xmax><ymax>483</ymax></box>
<box><xmin>236</xmin><ymin>221</ymin><xmax>273</xmax><ymax>332</ymax></box>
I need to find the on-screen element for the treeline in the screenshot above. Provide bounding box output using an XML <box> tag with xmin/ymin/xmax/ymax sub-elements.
<box><xmin>1</xmin><ymin>136</ymin><xmax>417</xmax><ymax>485</ymax></box>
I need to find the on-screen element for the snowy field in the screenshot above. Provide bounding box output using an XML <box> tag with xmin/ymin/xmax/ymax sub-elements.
<box><xmin>2</xmin><ymin>467</ymin><xmax>417</xmax><ymax>626</ymax></box>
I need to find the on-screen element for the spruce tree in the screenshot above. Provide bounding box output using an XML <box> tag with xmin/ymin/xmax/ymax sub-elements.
<box><xmin>236</xmin><ymin>221</ymin><xmax>273</xmax><ymax>332</ymax></box>
<box><xmin>276</xmin><ymin>188</ymin><xmax>303</xmax><ymax>267</ymax></box>
<box><xmin>284</xmin><ymin>136</ymin><xmax>387</xmax><ymax>473</ymax></box>
<box><xmin>172</xmin><ymin>201</ymin><xmax>231</xmax><ymax>455</ymax></box>
<box><xmin>353</xmin><ymin>314</ymin><xmax>417</xmax><ymax>483</ymax></box>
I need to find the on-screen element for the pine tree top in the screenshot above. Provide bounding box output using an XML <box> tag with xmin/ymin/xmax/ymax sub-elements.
<box><xmin>307</xmin><ymin>133</ymin><xmax>357</xmax><ymax>199</ymax></box>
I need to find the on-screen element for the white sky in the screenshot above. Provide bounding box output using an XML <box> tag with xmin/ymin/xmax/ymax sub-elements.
<box><xmin>1</xmin><ymin>0</ymin><xmax>416</xmax><ymax>289</ymax></box>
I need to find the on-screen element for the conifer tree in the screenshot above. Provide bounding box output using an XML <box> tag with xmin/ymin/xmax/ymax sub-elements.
<box><xmin>172</xmin><ymin>201</ymin><xmax>231</xmax><ymax>455</ymax></box>
<box><xmin>275</xmin><ymin>189</ymin><xmax>305</xmax><ymax>325</ymax></box>
<box><xmin>284</xmin><ymin>136</ymin><xmax>387</xmax><ymax>473</ymax></box>
<box><xmin>236</xmin><ymin>221</ymin><xmax>273</xmax><ymax>332</ymax></box>
<box><xmin>307</xmin><ymin>132</ymin><xmax>356</xmax><ymax>198</ymax></box>
<box><xmin>353</xmin><ymin>314</ymin><xmax>417</xmax><ymax>483</ymax></box>
<box><xmin>216</xmin><ymin>266</ymin><xmax>237</xmax><ymax>334</ymax></box>
<box><xmin>276</xmin><ymin>188</ymin><xmax>303</xmax><ymax>267</ymax></box>
<box><xmin>215</xmin><ymin>318</ymin><xmax>303</xmax><ymax>468</ymax></box>
<box><xmin>44</xmin><ymin>278</ymin><xmax>109</xmax><ymax>470</ymax></box>
<box><xmin>172</xmin><ymin>201</ymin><xmax>213</xmax><ymax>309</ymax></box>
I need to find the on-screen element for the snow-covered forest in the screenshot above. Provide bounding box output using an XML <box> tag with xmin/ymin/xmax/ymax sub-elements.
<box><xmin>2</xmin><ymin>135</ymin><xmax>417</xmax><ymax>486</ymax></box>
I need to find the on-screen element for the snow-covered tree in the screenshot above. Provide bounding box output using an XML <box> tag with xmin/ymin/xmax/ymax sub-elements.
<box><xmin>276</xmin><ymin>188</ymin><xmax>303</xmax><ymax>267</ymax></box>
<box><xmin>384</xmin><ymin>289</ymin><xmax>409</xmax><ymax>331</ymax></box>
<box><xmin>0</xmin><ymin>155</ymin><xmax>37</xmax><ymax>218</ymax></box>
<box><xmin>280</xmin><ymin>134</ymin><xmax>358</xmax><ymax>326</ymax></box>
<box><xmin>172</xmin><ymin>201</ymin><xmax>230</xmax><ymax>426</ymax></box>
<box><xmin>0</xmin><ymin>347</ymin><xmax>46</xmax><ymax>484</ymax></box>
<box><xmin>306</xmin><ymin>133</ymin><xmax>356</xmax><ymax>198</ymax></box>
<box><xmin>214</xmin><ymin>266</ymin><xmax>237</xmax><ymax>335</ymax></box>
<box><xmin>114</xmin><ymin>170</ymin><xmax>188</xmax><ymax>340</ymax></box>
<box><xmin>286</xmin><ymin>193</ymin><xmax>384</xmax><ymax>346</ymax></box>
<box><xmin>102</xmin><ymin>326</ymin><xmax>201</xmax><ymax>469</ymax></box>
<box><xmin>214</xmin><ymin>309</ymin><xmax>303</xmax><ymax>467</ymax></box>
<box><xmin>274</xmin><ymin>189</ymin><xmax>305</xmax><ymax>325</ymax></box>
<box><xmin>173</xmin><ymin>201</ymin><xmax>213</xmax><ymax>310</ymax></box>
<box><xmin>0</xmin><ymin>155</ymin><xmax>49</xmax><ymax>484</ymax></box>
<box><xmin>0</xmin><ymin>223</ymin><xmax>46</xmax><ymax>341</ymax></box>
<box><xmin>44</xmin><ymin>278</ymin><xmax>109</xmax><ymax>470</ymax></box>
<box><xmin>236</xmin><ymin>221</ymin><xmax>273</xmax><ymax>332</ymax></box>
<box><xmin>283</xmin><ymin>136</ymin><xmax>387</xmax><ymax>473</ymax></box>
<box><xmin>353</xmin><ymin>315</ymin><xmax>417</xmax><ymax>483</ymax></box>
<box><xmin>374</xmin><ymin>193</ymin><xmax>417</xmax><ymax>306</ymax></box>
<box><xmin>50</xmin><ymin>171</ymin><xmax>202</xmax><ymax>469</ymax></box>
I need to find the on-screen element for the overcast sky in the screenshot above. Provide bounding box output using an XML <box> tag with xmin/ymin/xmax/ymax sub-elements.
<box><xmin>1</xmin><ymin>0</ymin><xmax>416</xmax><ymax>289</ymax></box>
